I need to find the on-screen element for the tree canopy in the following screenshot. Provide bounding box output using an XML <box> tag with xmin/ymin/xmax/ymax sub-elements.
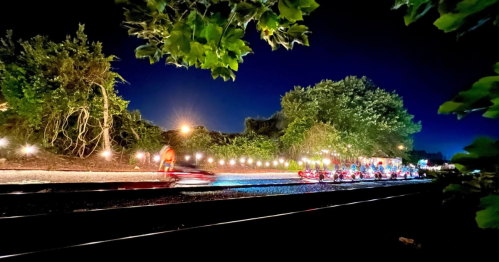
<box><xmin>116</xmin><ymin>0</ymin><xmax>319</xmax><ymax>81</ymax></box>
<box><xmin>280</xmin><ymin>76</ymin><xmax>422</xmax><ymax>159</ymax></box>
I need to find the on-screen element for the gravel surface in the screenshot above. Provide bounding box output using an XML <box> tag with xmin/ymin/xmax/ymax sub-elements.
<box><xmin>0</xmin><ymin>179</ymin><xmax>430</xmax><ymax>217</ymax></box>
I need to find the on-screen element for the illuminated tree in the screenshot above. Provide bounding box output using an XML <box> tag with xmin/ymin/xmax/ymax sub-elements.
<box><xmin>0</xmin><ymin>25</ymin><xmax>128</xmax><ymax>158</ymax></box>
<box><xmin>280</xmin><ymin>76</ymin><xmax>421</xmax><ymax>159</ymax></box>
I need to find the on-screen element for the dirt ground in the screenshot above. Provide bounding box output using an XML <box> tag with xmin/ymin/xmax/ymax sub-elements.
<box><xmin>0</xmin><ymin>151</ymin><xmax>293</xmax><ymax>174</ymax></box>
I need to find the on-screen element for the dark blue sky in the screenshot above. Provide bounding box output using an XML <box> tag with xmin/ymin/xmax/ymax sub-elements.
<box><xmin>1</xmin><ymin>0</ymin><xmax>499</xmax><ymax>158</ymax></box>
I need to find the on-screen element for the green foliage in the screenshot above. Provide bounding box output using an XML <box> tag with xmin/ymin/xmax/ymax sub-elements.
<box><xmin>280</xmin><ymin>76</ymin><xmax>421</xmax><ymax>159</ymax></box>
<box><xmin>113</xmin><ymin>110</ymin><xmax>164</xmax><ymax>153</ymax></box>
<box><xmin>0</xmin><ymin>25</ymin><xmax>161</xmax><ymax>157</ymax></box>
<box><xmin>244</xmin><ymin>112</ymin><xmax>285</xmax><ymax>139</ymax></box>
<box><xmin>439</xmin><ymin>72</ymin><xmax>499</xmax><ymax>119</ymax></box>
<box><xmin>210</xmin><ymin>132</ymin><xmax>278</xmax><ymax>161</ymax></box>
<box><xmin>116</xmin><ymin>0</ymin><xmax>318</xmax><ymax>81</ymax></box>
<box><xmin>280</xmin><ymin>117</ymin><xmax>313</xmax><ymax>152</ymax></box>
<box><xmin>476</xmin><ymin>194</ymin><xmax>499</xmax><ymax>229</ymax></box>
<box><xmin>182</xmin><ymin>126</ymin><xmax>213</xmax><ymax>154</ymax></box>
<box><xmin>287</xmin><ymin>159</ymin><xmax>300</xmax><ymax>171</ymax></box>
<box><xmin>451</xmin><ymin>137</ymin><xmax>499</xmax><ymax>173</ymax></box>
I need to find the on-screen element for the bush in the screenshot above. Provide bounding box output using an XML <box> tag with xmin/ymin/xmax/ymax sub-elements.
<box><xmin>288</xmin><ymin>160</ymin><xmax>301</xmax><ymax>171</ymax></box>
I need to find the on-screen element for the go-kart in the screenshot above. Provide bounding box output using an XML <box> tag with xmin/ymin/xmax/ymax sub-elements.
<box><xmin>161</xmin><ymin>166</ymin><xmax>216</xmax><ymax>186</ymax></box>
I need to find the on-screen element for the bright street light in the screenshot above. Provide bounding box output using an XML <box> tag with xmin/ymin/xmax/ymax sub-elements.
<box><xmin>136</xmin><ymin>152</ymin><xmax>144</xmax><ymax>159</ymax></box>
<box><xmin>196</xmin><ymin>153</ymin><xmax>202</xmax><ymax>160</ymax></box>
<box><xmin>248</xmin><ymin>158</ymin><xmax>253</xmax><ymax>164</ymax></box>
<box><xmin>181</xmin><ymin>125</ymin><xmax>191</xmax><ymax>134</ymax></box>
<box><xmin>185</xmin><ymin>155</ymin><xmax>191</xmax><ymax>161</ymax></box>
<box><xmin>102</xmin><ymin>150</ymin><xmax>111</xmax><ymax>158</ymax></box>
<box><xmin>208</xmin><ymin>158</ymin><xmax>213</xmax><ymax>163</ymax></box>
<box><xmin>230</xmin><ymin>159</ymin><xmax>235</xmax><ymax>165</ymax></box>
<box><xmin>153</xmin><ymin>155</ymin><xmax>160</xmax><ymax>162</ymax></box>
<box><xmin>0</xmin><ymin>137</ymin><xmax>8</xmax><ymax>148</ymax></box>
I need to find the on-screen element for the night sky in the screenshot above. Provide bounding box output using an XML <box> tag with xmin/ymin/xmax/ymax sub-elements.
<box><xmin>1</xmin><ymin>0</ymin><xmax>499</xmax><ymax>158</ymax></box>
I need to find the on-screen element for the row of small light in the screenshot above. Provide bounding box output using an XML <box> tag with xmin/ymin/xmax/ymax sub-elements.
<box><xmin>182</xmin><ymin>154</ymin><xmax>291</xmax><ymax>168</ymax></box>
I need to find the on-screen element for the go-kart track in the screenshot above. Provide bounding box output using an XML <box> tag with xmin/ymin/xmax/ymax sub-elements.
<box><xmin>0</xmin><ymin>173</ymin><xmax>435</xmax><ymax>260</ymax></box>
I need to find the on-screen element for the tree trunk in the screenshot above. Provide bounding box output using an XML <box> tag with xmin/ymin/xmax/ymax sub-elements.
<box><xmin>100</xmin><ymin>84</ymin><xmax>111</xmax><ymax>160</ymax></box>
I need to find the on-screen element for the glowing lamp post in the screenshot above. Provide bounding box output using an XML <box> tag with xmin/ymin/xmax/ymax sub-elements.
<box><xmin>185</xmin><ymin>155</ymin><xmax>191</xmax><ymax>161</ymax></box>
<box><xmin>23</xmin><ymin>145</ymin><xmax>35</xmax><ymax>156</ymax></box>
<box><xmin>195</xmin><ymin>153</ymin><xmax>202</xmax><ymax>165</ymax></box>
<box><xmin>265</xmin><ymin>162</ymin><xmax>270</xmax><ymax>167</ymax></box>
<box><xmin>208</xmin><ymin>158</ymin><xmax>213</xmax><ymax>164</ymax></box>
<box><xmin>398</xmin><ymin>145</ymin><xmax>404</xmax><ymax>150</ymax></box>
<box><xmin>230</xmin><ymin>159</ymin><xmax>235</xmax><ymax>166</ymax></box>
<box><xmin>279</xmin><ymin>159</ymin><xmax>284</xmax><ymax>164</ymax></box>
<box><xmin>0</xmin><ymin>137</ymin><xmax>8</xmax><ymax>148</ymax></box>
<box><xmin>273</xmin><ymin>161</ymin><xmax>278</xmax><ymax>166</ymax></box>
<box><xmin>136</xmin><ymin>152</ymin><xmax>144</xmax><ymax>159</ymax></box>
<box><xmin>219</xmin><ymin>160</ymin><xmax>225</xmax><ymax>166</ymax></box>
<box><xmin>181</xmin><ymin>125</ymin><xmax>191</xmax><ymax>134</ymax></box>
<box><xmin>298</xmin><ymin>161</ymin><xmax>303</xmax><ymax>166</ymax></box>
<box><xmin>284</xmin><ymin>162</ymin><xmax>289</xmax><ymax>167</ymax></box>
<box><xmin>153</xmin><ymin>155</ymin><xmax>160</xmax><ymax>162</ymax></box>
<box><xmin>257</xmin><ymin>161</ymin><xmax>262</xmax><ymax>167</ymax></box>
<box><xmin>240</xmin><ymin>157</ymin><xmax>245</xmax><ymax>164</ymax></box>
<box><xmin>248</xmin><ymin>158</ymin><xmax>253</xmax><ymax>164</ymax></box>
<box><xmin>101</xmin><ymin>150</ymin><xmax>111</xmax><ymax>159</ymax></box>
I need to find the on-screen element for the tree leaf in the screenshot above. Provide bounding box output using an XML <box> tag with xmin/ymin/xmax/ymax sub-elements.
<box><xmin>278</xmin><ymin>0</ymin><xmax>303</xmax><ymax>22</ymax></box>
<box><xmin>146</xmin><ymin>0</ymin><xmax>167</xmax><ymax>13</ymax></box>
<box><xmin>300</xmin><ymin>0</ymin><xmax>320</xmax><ymax>14</ymax></box>
<box><xmin>135</xmin><ymin>44</ymin><xmax>162</xmax><ymax>64</ymax></box>
<box><xmin>258</xmin><ymin>10</ymin><xmax>279</xmax><ymax>32</ymax></box>
<box><xmin>403</xmin><ymin>0</ymin><xmax>434</xmax><ymax>26</ymax></box>
<box><xmin>211</xmin><ymin>67</ymin><xmax>235</xmax><ymax>81</ymax></box>
<box><xmin>476</xmin><ymin>194</ymin><xmax>499</xmax><ymax>229</ymax></box>
<box><xmin>222</xmin><ymin>52</ymin><xmax>238</xmax><ymax>71</ymax></box>
<box><xmin>234</xmin><ymin>1</ymin><xmax>261</xmax><ymax>28</ymax></box>
<box><xmin>200</xmin><ymin>23</ymin><xmax>223</xmax><ymax>46</ymax></box>
<box><xmin>494</xmin><ymin>62</ymin><xmax>499</xmax><ymax>74</ymax></box>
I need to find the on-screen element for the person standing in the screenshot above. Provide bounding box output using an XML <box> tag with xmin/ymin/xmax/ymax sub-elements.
<box><xmin>158</xmin><ymin>145</ymin><xmax>176</xmax><ymax>172</ymax></box>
